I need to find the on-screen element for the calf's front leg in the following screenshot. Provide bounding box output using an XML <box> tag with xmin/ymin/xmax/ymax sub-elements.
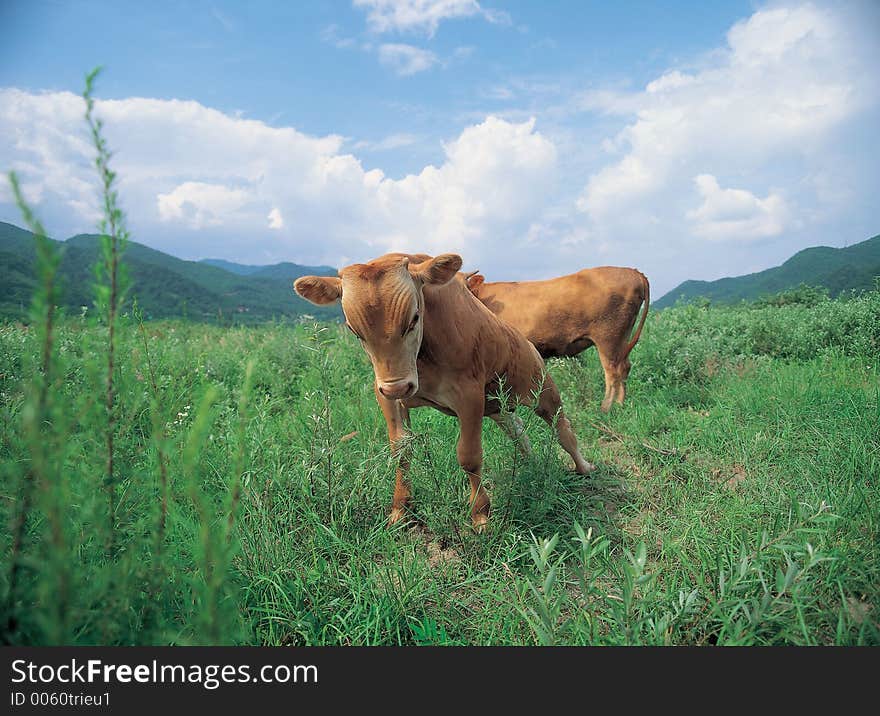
<box><xmin>375</xmin><ymin>386</ymin><xmax>412</xmax><ymax>525</ymax></box>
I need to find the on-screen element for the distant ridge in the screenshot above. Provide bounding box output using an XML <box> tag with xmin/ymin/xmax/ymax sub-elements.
<box><xmin>654</xmin><ymin>234</ymin><xmax>880</xmax><ymax>308</ymax></box>
<box><xmin>200</xmin><ymin>258</ymin><xmax>336</xmax><ymax>279</ymax></box>
<box><xmin>0</xmin><ymin>221</ymin><xmax>341</xmax><ymax>323</ymax></box>
<box><xmin>200</xmin><ymin>258</ymin><xmax>265</xmax><ymax>275</ymax></box>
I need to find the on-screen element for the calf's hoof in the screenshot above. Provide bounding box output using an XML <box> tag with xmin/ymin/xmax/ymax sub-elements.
<box><xmin>576</xmin><ymin>460</ymin><xmax>597</xmax><ymax>475</ymax></box>
<box><xmin>472</xmin><ymin>515</ymin><xmax>489</xmax><ymax>535</ymax></box>
<box><xmin>471</xmin><ymin>513</ymin><xmax>489</xmax><ymax>534</ymax></box>
<box><xmin>387</xmin><ymin>506</ymin><xmax>409</xmax><ymax>527</ymax></box>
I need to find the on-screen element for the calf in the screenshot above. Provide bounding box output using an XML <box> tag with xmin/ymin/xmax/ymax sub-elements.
<box><xmin>294</xmin><ymin>253</ymin><xmax>594</xmax><ymax>529</ymax></box>
<box><xmin>466</xmin><ymin>267</ymin><xmax>649</xmax><ymax>412</ymax></box>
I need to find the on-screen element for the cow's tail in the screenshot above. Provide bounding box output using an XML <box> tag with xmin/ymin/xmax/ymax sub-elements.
<box><xmin>622</xmin><ymin>271</ymin><xmax>650</xmax><ymax>361</ymax></box>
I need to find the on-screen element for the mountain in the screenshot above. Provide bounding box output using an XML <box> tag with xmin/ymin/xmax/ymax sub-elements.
<box><xmin>200</xmin><ymin>258</ymin><xmax>336</xmax><ymax>279</ymax></box>
<box><xmin>251</xmin><ymin>262</ymin><xmax>338</xmax><ymax>281</ymax></box>
<box><xmin>200</xmin><ymin>258</ymin><xmax>265</xmax><ymax>275</ymax></box>
<box><xmin>0</xmin><ymin>221</ymin><xmax>341</xmax><ymax>323</ymax></box>
<box><xmin>201</xmin><ymin>258</ymin><xmax>337</xmax><ymax>281</ymax></box>
<box><xmin>655</xmin><ymin>234</ymin><xmax>880</xmax><ymax>308</ymax></box>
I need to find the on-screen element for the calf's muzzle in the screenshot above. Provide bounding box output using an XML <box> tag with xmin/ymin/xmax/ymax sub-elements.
<box><xmin>378</xmin><ymin>379</ymin><xmax>417</xmax><ymax>400</ymax></box>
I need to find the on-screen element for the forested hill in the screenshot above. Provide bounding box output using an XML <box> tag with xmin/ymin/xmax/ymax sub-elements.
<box><xmin>0</xmin><ymin>221</ymin><xmax>341</xmax><ymax>323</ymax></box>
<box><xmin>655</xmin><ymin>233</ymin><xmax>880</xmax><ymax>308</ymax></box>
<box><xmin>200</xmin><ymin>258</ymin><xmax>336</xmax><ymax>280</ymax></box>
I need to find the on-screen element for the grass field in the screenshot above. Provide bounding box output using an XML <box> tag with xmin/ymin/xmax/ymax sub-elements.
<box><xmin>1</xmin><ymin>285</ymin><xmax>878</xmax><ymax>645</ymax></box>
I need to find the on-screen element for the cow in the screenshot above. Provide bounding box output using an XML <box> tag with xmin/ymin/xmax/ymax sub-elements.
<box><xmin>466</xmin><ymin>267</ymin><xmax>649</xmax><ymax>413</ymax></box>
<box><xmin>294</xmin><ymin>253</ymin><xmax>594</xmax><ymax>530</ymax></box>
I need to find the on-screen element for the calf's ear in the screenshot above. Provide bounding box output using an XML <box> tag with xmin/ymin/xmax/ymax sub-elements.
<box><xmin>410</xmin><ymin>253</ymin><xmax>463</xmax><ymax>286</ymax></box>
<box><xmin>294</xmin><ymin>276</ymin><xmax>343</xmax><ymax>305</ymax></box>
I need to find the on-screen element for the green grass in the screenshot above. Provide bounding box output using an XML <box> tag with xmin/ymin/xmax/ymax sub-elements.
<box><xmin>1</xmin><ymin>287</ymin><xmax>878</xmax><ymax>645</ymax></box>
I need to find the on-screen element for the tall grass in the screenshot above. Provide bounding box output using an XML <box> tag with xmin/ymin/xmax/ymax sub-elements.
<box><xmin>2</xmin><ymin>173</ymin><xmax>65</xmax><ymax>643</ymax></box>
<box><xmin>0</xmin><ymin>71</ymin><xmax>255</xmax><ymax>644</ymax></box>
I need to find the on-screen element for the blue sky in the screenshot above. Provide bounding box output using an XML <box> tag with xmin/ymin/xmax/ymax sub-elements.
<box><xmin>1</xmin><ymin>0</ymin><xmax>878</xmax><ymax>297</ymax></box>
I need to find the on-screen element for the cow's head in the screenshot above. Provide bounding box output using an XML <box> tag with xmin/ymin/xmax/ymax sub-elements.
<box><xmin>294</xmin><ymin>253</ymin><xmax>462</xmax><ymax>400</ymax></box>
<box><xmin>465</xmin><ymin>271</ymin><xmax>485</xmax><ymax>296</ymax></box>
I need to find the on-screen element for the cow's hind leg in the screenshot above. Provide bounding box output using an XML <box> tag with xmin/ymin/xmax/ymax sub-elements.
<box><xmin>597</xmin><ymin>343</ymin><xmax>629</xmax><ymax>410</ymax></box>
<box><xmin>596</xmin><ymin>346</ymin><xmax>616</xmax><ymax>413</ymax></box>
<box><xmin>490</xmin><ymin>411</ymin><xmax>532</xmax><ymax>459</ymax></box>
<box><xmin>614</xmin><ymin>357</ymin><xmax>631</xmax><ymax>405</ymax></box>
<box><xmin>534</xmin><ymin>379</ymin><xmax>595</xmax><ymax>474</ymax></box>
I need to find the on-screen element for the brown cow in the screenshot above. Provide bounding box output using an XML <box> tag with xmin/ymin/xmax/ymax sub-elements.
<box><xmin>294</xmin><ymin>253</ymin><xmax>594</xmax><ymax>529</ymax></box>
<box><xmin>466</xmin><ymin>267</ymin><xmax>649</xmax><ymax>412</ymax></box>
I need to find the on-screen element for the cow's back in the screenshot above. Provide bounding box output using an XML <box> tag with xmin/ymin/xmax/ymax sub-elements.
<box><xmin>476</xmin><ymin>267</ymin><xmax>647</xmax><ymax>358</ymax></box>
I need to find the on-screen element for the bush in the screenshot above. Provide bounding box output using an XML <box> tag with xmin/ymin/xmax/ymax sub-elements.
<box><xmin>639</xmin><ymin>287</ymin><xmax>880</xmax><ymax>389</ymax></box>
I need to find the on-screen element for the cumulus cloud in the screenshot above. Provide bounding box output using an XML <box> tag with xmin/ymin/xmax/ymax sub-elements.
<box><xmin>0</xmin><ymin>87</ymin><xmax>556</xmax><ymax>272</ymax></box>
<box><xmin>578</xmin><ymin>3</ymin><xmax>875</xmax><ymax>232</ymax></box>
<box><xmin>687</xmin><ymin>174</ymin><xmax>788</xmax><ymax>241</ymax></box>
<box><xmin>354</xmin><ymin>0</ymin><xmax>509</xmax><ymax>37</ymax></box>
<box><xmin>372</xmin><ymin>116</ymin><xmax>557</xmax><ymax>256</ymax></box>
<box><xmin>157</xmin><ymin>182</ymin><xmax>253</xmax><ymax>229</ymax></box>
<box><xmin>377</xmin><ymin>43</ymin><xmax>438</xmax><ymax>75</ymax></box>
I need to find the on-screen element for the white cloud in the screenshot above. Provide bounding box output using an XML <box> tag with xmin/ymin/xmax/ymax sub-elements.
<box><xmin>0</xmin><ymin>87</ymin><xmax>555</xmax><ymax>273</ymax></box>
<box><xmin>157</xmin><ymin>182</ymin><xmax>252</xmax><ymax>229</ymax></box>
<box><xmin>372</xmin><ymin>116</ymin><xmax>557</xmax><ymax>256</ymax></box>
<box><xmin>645</xmin><ymin>71</ymin><xmax>695</xmax><ymax>95</ymax></box>
<box><xmin>687</xmin><ymin>174</ymin><xmax>788</xmax><ymax>241</ymax></box>
<box><xmin>353</xmin><ymin>0</ymin><xmax>509</xmax><ymax>36</ymax></box>
<box><xmin>267</xmin><ymin>207</ymin><xmax>284</xmax><ymax>230</ymax></box>
<box><xmin>377</xmin><ymin>43</ymin><xmax>438</xmax><ymax>75</ymax></box>
<box><xmin>578</xmin><ymin>3</ymin><xmax>873</xmax><ymax>232</ymax></box>
<box><xmin>577</xmin><ymin>156</ymin><xmax>656</xmax><ymax>218</ymax></box>
<box><xmin>0</xmin><ymin>88</ymin><xmax>98</xmax><ymax>227</ymax></box>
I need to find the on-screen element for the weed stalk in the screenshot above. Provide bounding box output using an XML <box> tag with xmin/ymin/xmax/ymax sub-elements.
<box><xmin>84</xmin><ymin>67</ymin><xmax>129</xmax><ymax>553</ymax></box>
<box><xmin>2</xmin><ymin>174</ymin><xmax>64</xmax><ymax>642</ymax></box>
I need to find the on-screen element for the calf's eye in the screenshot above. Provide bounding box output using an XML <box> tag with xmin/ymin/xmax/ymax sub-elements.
<box><xmin>405</xmin><ymin>313</ymin><xmax>420</xmax><ymax>335</ymax></box>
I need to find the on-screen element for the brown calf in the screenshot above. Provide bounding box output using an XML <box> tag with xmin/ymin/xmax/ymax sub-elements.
<box><xmin>466</xmin><ymin>267</ymin><xmax>649</xmax><ymax>412</ymax></box>
<box><xmin>294</xmin><ymin>253</ymin><xmax>594</xmax><ymax>529</ymax></box>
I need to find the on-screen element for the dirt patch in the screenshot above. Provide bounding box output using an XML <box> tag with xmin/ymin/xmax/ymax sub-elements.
<box><xmin>703</xmin><ymin>356</ymin><xmax>720</xmax><ymax>378</ymax></box>
<box><xmin>425</xmin><ymin>539</ymin><xmax>460</xmax><ymax>568</ymax></box>
<box><xmin>713</xmin><ymin>464</ymin><xmax>747</xmax><ymax>491</ymax></box>
<box><xmin>409</xmin><ymin>524</ymin><xmax>460</xmax><ymax>568</ymax></box>
<box><xmin>622</xmin><ymin>509</ymin><xmax>651</xmax><ymax>536</ymax></box>
<box><xmin>845</xmin><ymin>596</ymin><xmax>872</xmax><ymax>625</ymax></box>
<box><xmin>733</xmin><ymin>359</ymin><xmax>758</xmax><ymax>378</ymax></box>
